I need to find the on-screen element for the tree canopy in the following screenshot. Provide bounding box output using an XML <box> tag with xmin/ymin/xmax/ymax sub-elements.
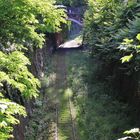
<box><xmin>0</xmin><ymin>0</ymin><xmax>66</xmax><ymax>139</ymax></box>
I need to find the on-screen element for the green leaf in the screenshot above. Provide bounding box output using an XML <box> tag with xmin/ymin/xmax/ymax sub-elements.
<box><xmin>124</xmin><ymin>128</ymin><xmax>140</xmax><ymax>134</ymax></box>
<box><xmin>123</xmin><ymin>38</ymin><xmax>133</xmax><ymax>44</ymax></box>
<box><xmin>136</xmin><ymin>45</ymin><xmax>140</xmax><ymax>49</ymax></box>
<box><xmin>121</xmin><ymin>54</ymin><xmax>133</xmax><ymax>63</ymax></box>
<box><xmin>136</xmin><ymin>34</ymin><xmax>140</xmax><ymax>41</ymax></box>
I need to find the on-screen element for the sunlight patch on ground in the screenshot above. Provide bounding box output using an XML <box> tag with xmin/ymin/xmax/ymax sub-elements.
<box><xmin>64</xmin><ymin>88</ymin><xmax>73</xmax><ymax>98</ymax></box>
<box><xmin>59</xmin><ymin>34</ymin><xmax>82</xmax><ymax>49</ymax></box>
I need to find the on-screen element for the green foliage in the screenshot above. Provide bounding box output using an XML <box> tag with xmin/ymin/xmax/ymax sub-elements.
<box><xmin>83</xmin><ymin>0</ymin><xmax>140</xmax><ymax>82</ymax></box>
<box><xmin>117</xmin><ymin>33</ymin><xmax>140</xmax><ymax>72</ymax></box>
<box><xmin>0</xmin><ymin>51</ymin><xmax>40</xmax><ymax>139</ymax></box>
<box><xmin>84</xmin><ymin>0</ymin><xmax>140</xmax><ymax>61</ymax></box>
<box><xmin>83</xmin><ymin>1</ymin><xmax>140</xmax><ymax>139</ymax></box>
<box><xmin>0</xmin><ymin>51</ymin><xmax>40</xmax><ymax>98</ymax></box>
<box><xmin>78</xmin><ymin>94</ymin><xmax>132</xmax><ymax>140</ymax></box>
<box><xmin>118</xmin><ymin>128</ymin><xmax>140</xmax><ymax>140</ymax></box>
<box><xmin>0</xmin><ymin>0</ymin><xmax>66</xmax><ymax>48</ymax></box>
<box><xmin>121</xmin><ymin>54</ymin><xmax>133</xmax><ymax>63</ymax></box>
<box><xmin>0</xmin><ymin>92</ymin><xmax>26</xmax><ymax>140</ymax></box>
<box><xmin>0</xmin><ymin>0</ymin><xmax>66</xmax><ymax>139</ymax></box>
<box><xmin>66</xmin><ymin>50</ymin><xmax>136</xmax><ymax>140</ymax></box>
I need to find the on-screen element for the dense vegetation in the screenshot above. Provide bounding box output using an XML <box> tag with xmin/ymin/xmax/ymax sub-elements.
<box><xmin>1</xmin><ymin>0</ymin><xmax>140</xmax><ymax>139</ymax></box>
<box><xmin>0</xmin><ymin>0</ymin><xmax>66</xmax><ymax>139</ymax></box>
<box><xmin>84</xmin><ymin>0</ymin><xmax>140</xmax><ymax>102</ymax></box>
<box><xmin>82</xmin><ymin>0</ymin><xmax>140</xmax><ymax>139</ymax></box>
<box><xmin>67</xmin><ymin>51</ymin><xmax>139</xmax><ymax>140</ymax></box>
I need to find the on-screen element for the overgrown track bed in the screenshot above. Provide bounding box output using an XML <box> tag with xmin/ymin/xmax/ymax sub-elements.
<box><xmin>25</xmin><ymin>48</ymin><xmax>138</xmax><ymax>140</ymax></box>
<box><xmin>47</xmin><ymin>50</ymin><xmax>79</xmax><ymax>140</ymax></box>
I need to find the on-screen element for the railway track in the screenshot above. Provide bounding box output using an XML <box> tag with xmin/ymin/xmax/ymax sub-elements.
<box><xmin>49</xmin><ymin>50</ymin><xmax>78</xmax><ymax>140</ymax></box>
